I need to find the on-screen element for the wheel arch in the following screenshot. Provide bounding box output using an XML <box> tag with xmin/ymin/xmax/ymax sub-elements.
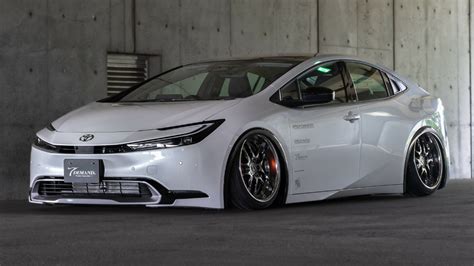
<box><xmin>223</xmin><ymin>127</ymin><xmax>289</xmax><ymax>208</ymax></box>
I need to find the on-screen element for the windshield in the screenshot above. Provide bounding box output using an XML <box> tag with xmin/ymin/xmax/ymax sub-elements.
<box><xmin>107</xmin><ymin>60</ymin><xmax>299</xmax><ymax>102</ymax></box>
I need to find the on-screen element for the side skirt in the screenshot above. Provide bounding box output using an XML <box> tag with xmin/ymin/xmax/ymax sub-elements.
<box><xmin>285</xmin><ymin>184</ymin><xmax>404</xmax><ymax>204</ymax></box>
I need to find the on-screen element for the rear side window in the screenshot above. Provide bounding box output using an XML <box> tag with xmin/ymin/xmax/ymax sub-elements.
<box><xmin>389</xmin><ymin>77</ymin><xmax>407</xmax><ymax>94</ymax></box>
<box><xmin>347</xmin><ymin>62</ymin><xmax>388</xmax><ymax>101</ymax></box>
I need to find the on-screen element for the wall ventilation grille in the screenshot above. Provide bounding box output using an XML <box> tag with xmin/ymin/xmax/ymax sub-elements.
<box><xmin>107</xmin><ymin>54</ymin><xmax>149</xmax><ymax>96</ymax></box>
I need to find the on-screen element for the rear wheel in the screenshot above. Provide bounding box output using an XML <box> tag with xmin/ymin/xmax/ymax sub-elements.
<box><xmin>230</xmin><ymin>130</ymin><xmax>282</xmax><ymax>210</ymax></box>
<box><xmin>406</xmin><ymin>130</ymin><xmax>444</xmax><ymax>196</ymax></box>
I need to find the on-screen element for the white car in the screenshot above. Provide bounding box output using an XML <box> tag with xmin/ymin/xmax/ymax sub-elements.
<box><xmin>30</xmin><ymin>54</ymin><xmax>449</xmax><ymax>209</ymax></box>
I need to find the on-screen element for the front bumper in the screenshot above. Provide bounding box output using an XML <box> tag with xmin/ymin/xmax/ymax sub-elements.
<box><xmin>29</xmin><ymin>143</ymin><xmax>225</xmax><ymax>208</ymax></box>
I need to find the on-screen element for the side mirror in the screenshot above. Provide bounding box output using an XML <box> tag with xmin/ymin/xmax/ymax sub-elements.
<box><xmin>301</xmin><ymin>87</ymin><xmax>335</xmax><ymax>104</ymax></box>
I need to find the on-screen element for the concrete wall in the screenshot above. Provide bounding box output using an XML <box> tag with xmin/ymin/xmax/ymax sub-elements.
<box><xmin>135</xmin><ymin>0</ymin><xmax>318</xmax><ymax>70</ymax></box>
<box><xmin>0</xmin><ymin>0</ymin><xmax>109</xmax><ymax>199</ymax></box>
<box><xmin>0</xmin><ymin>0</ymin><xmax>471</xmax><ymax>199</ymax></box>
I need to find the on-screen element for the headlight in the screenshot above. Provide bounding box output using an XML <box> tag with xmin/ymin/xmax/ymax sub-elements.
<box><xmin>33</xmin><ymin>119</ymin><xmax>224</xmax><ymax>154</ymax></box>
<box><xmin>126</xmin><ymin>119</ymin><xmax>224</xmax><ymax>152</ymax></box>
<box><xmin>34</xmin><ymin>137</ymin><xmax>63</xmax><ymax>153</ymax></box>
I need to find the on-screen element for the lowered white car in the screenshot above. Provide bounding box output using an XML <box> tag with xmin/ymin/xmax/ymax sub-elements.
<box><xmin>30</xmin><ymin>54</ymin><xmax>449</xmax><ymax>209</ymax></box>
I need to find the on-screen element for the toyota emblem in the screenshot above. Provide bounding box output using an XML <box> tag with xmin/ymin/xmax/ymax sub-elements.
<box><xmin>79</xmin><ymin>134</ymin><xmax>94</xmax><ymax>142</ymax></box>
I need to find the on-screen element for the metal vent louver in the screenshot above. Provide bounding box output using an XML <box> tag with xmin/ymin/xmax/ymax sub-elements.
<box><xmin>107</xmin><ymin>54</ymin><xmax>149</xmax><ymax>96</ymax></box>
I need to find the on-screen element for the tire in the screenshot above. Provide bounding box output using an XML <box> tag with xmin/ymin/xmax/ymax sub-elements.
<box><xmin>229</xmin><ymin>130</ymin><xmax>283</xmax><ymax>210</ymax></box>
<box><xmin>406</xmin><ymin>130</ymin><xmax>444</xmax><ymax>196</ymax></box>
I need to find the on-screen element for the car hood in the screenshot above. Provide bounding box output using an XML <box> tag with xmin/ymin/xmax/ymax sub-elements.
<box><xmin>52</xmin><ymin>100</ymin><xmax>240</xmax><ymax>133</ymax></box>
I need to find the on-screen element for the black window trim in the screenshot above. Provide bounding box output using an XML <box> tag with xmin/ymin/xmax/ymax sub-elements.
<box><xmin>270</xmin><ymin>59</ymin><xmax>410</xmax><ymax>108</ymax></box>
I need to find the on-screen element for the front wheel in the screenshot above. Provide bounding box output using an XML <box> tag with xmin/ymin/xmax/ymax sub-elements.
<box><xmin>230</xmin><ymin>130</ymin><xmax>282</xmax><ymax>210</ymax></box>
<box><xmin>406</xmin><ymin>131</ymin><xmax>444</xmax><ymax>196</ymax></box>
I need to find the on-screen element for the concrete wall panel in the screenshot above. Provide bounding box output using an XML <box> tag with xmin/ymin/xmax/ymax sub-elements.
<box><xmin>0</xmin><ymin>124</ymin><xmax>36</xmax><ymax>199</ymax></box>
<box><xmin>318</xmin><ymin>45</ymin><xmax>357</xmax><ymax>56</ymax></box>
<box><xmin>109</xmin><ymin>0</ymin><xmax>135</xmax><ymax>53</ymax></box>
<box><xmin>309</xmin><ymin>0</ymin><xmax>318</xmax><ymax>52</ymax></box>
<box><xmin>230</xmin><ymin>0</ymin><xmax>278</xmax><ymax>57</ymax></box>
<box><xmin>275</xmin><ymin>0</ymin><xmax>316</xmax><ymax>54</ymax></box>
<box><xmin>0</xmin><ymin>52</ymin><xmax>49</xmax><ymax>199</ymax></box>
<box><xmin>358</xmin><ymin>0</ymin><xmax>393</xmax><ymax>51</ymax></box>
<box><xmin>180</xmin><ymin>0</ymin><xmax>231</xmax><ymax>64</ymax></box>
<box><xmin>47</xmin><ymin>0</ymin><xmax>109</xmax><ymax>114</ymax></box>
<box><xmin>0</xmin><ymin>1</ymin><xmax>49</xmax><ymax>199</ymax></box>
<box><xmin>357</xmin><ymin>48</ymin><xmax>393</xmax><ymax>68</ymax></box>
<box><xmin>471</xmin><ymin>0</ymin><xmax>474</xmax><ymax>178</ymax></box>
<box><xmin>357</xmin><ymin>0</ymin><xmax>393</xmax><ymax>68</ymax></box>
<box><xmin>47</xmin><ymin>0</ymin><xmax>109</xmax><ymax>50</ymax></box>
<box><xmin>394</xmin><ymin>0</ymin><xmax>428</xmax><ymax>87</ymax></box>
<box><xmin>135</xmin><ymin>0</ymin><xmax>181</xmax><ymax>70</ymax></box>
<box><xmin>319</xmin><ymin>0</ymin><xmax>358</xmax><ymax>49</ymax></box>
<box><xmin>0</xmin><ymin>0</ymin><xmax>48</xmax><ymax>52</ymax></box>
<box><xmin>47</xmin><ymin>49</ymin><xmax>107</xmax><ymax>116</ymax></box>
<box><xmin>456</xmin><ymin>0</ymin><xmax>471</xmax><ymax>178</ymax></box>
<box><xmin>0</xmin><ymin>0</ymin><xmax>109</xmax><ymax>199</ymax></box>
<box><xmin>0</xmin><ymin>53</ymin><xmax>49</xmax><ymax>125</ymax></box>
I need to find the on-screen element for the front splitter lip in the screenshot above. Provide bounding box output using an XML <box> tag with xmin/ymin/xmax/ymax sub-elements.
<box><xmin>28</xmin><ymin>197</ymin><xmax>163</xmax><ymax>206</ymax></box>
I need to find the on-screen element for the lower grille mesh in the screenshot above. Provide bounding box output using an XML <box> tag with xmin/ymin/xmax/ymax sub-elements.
<box><xmin>37</xmin><ymin>180</ymin><xmax>152</xmax><ymax>198</ymax></box>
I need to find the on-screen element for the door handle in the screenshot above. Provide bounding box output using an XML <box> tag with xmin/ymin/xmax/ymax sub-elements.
<box><xmin>343</xmin><ymin>111</ymin><xmax>360</xmax><ymax>123</ymax></box>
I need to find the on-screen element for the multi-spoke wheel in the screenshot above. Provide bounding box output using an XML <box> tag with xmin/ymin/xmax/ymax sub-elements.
<box><xmin>230</xmin><ymin>130</ymin><xmax>283</xmax><ymax>209</ymax></box>
<box><xmin>407</xmin><ymin>130</ymin><xmax>444</xmax><ymax>196</ymax></box>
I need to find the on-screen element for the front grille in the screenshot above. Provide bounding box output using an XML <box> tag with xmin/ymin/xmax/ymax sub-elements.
<box><xmin>37</xmin><ymin>180</ymin><xmax>152</xmax><ymax>198</ymax></box>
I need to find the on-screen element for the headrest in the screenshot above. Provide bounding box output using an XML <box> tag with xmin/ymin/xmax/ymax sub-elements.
<box><xmin>228</xmin><ymin>77</ymin><xmax>252</xmax><ymax>98</ymax></box>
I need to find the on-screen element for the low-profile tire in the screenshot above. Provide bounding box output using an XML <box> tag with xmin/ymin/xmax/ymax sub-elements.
<box><xmin>229</xmin><ymin>130</ymin><xmax>283</xmax><ymax>210</ymax></box>
<box><xmin>406</xmin><ymin>130</ymin><xmax>444</xmax><ymax>196</ymax></box>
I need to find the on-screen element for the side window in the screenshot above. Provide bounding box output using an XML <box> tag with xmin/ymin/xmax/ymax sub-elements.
<box><xmin>347</xmin><ymin>62</ymin><xmax>388</xmax><ymax>101</ymax></box>
<box><xmin>280</xmin><ymin>81</ymin><xmax>300</xmax><ymax>101</ymax></box>
<box><xmin>279</xmin><ymin>62</ymin><xmax>347</xmax><ymax>104</ymax></box>
<box><xmin>298</xmin><ymin>62</ymin><xmax>347</xmax><ymax>103</ymax></box>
